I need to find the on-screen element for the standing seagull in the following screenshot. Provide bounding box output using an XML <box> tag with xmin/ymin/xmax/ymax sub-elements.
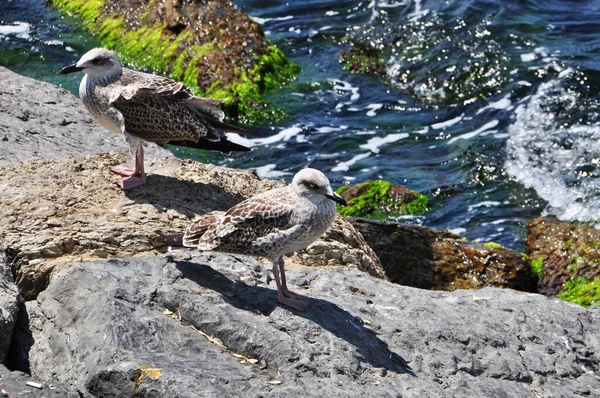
<box><xmin>183</xmin><ymin>168</ymin><xmax>347</xmax><ymax>311</ymax></box>
<box><xmin>60</xmin><ymin>48</ymin><xmax>259</xmax><ymax>190</ymax></box>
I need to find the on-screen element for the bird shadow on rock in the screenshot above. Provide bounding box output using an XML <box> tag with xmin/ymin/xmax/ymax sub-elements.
<box><xmin>173</xmin><ymin>259</ymin><xmax>415</xmax><ymax>376</ymax></box>
<box><xmin>122</xmin><ymin>174</ymin><xmax>246</xmax><ymax>217</ymax></box>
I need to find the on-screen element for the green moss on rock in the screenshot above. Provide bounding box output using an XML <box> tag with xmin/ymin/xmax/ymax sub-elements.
<box><xmin>49</xmin><ymin>0</ymin><xmax>300</xmax><ymax>122</ymax></box>
<box><xmin>557</xmin><ymin>277</ymin><xmax>600</xmax><ymax>308</ymax></box>
<box><xmin>336</xmin><ymin>180</ymin><xmax>428</xmax><ymax>219</ymax></box>
<box><xmin>529</xmin><ymin>256</ymin><xmax>544</xmax><ymax>277</ymax></box>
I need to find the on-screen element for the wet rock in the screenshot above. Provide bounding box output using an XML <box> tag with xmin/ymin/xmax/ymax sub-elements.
<box><xmin>337</xmin><ymin>180</ymin><xmax>429</xmax><ymax>219</ymax></box>
<box><xmin>11</xmin><ymin>254</ymin><xmax>600</xmax><ymax>397</ymax></box>
<box><xmin>49</xmin><ymin>0</ymin><xmax>300</xmax><ymax>121</ymax></box>
<box><xmin>527</xmin><ymin>217</ymin><xmax>600</xmax><ymax>305</ymax></box>
<box><xmin>0</xmin><ymin>246</ymin><xmax>19</xmax><ymax>364</ymax></box>
<box><xmin>351</xmin><ymin>218</ymin><xmax>537</xmax><ymax>292</ymax></box>
<box><xmin>0</xmin><ymin>66</ymin><xmax>171</xmax><ymax>164</ymax></box>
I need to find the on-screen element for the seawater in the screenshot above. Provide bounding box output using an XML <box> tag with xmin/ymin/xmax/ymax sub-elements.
<box><xmin>2</xmin><ymin>0</ymin><xmax>600</xmax><ymax>250</ymax></box>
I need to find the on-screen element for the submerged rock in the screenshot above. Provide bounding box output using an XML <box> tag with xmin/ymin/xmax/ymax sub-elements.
<box><xmin>352</xmin><ymin>218</ymin><xmax>537</xmax><ymax>292</ymax></box>
<box><xmin>9</xmin><ymin>254</ymin><xmax>600</xmax><ymax>397</ymax></box>
<box><xmin>527</xmin><ymin>217</ymin><xmax>600</xmax><ymax>307</ymax></box>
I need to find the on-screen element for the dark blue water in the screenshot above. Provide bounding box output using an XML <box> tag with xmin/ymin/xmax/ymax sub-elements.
<box><xmin>2</xmin><ymin>0</ymin><xmax>600</xmax><ymax>251</ymax></box>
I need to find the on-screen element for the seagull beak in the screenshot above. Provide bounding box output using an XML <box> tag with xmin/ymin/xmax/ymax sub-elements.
<box><xmin>60</xmin><ymin>63</ymin><xmax>84</xmax><ymax>75</ymax></box>
<box><xmin>326</xmin><ymin>192</ymin><xmax>347</xmax><ymax>206</ymax></box>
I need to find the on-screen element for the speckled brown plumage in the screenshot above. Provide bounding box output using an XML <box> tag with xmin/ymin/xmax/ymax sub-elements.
<box><xmin>61</xmin><ymin>48</ymin><xmax>257</xmax><ymax>189</ymax></box>
<box><xmin>183</xmin><ymin>168</ymin><xmax>347</xmax><ymax>311</ymax></box>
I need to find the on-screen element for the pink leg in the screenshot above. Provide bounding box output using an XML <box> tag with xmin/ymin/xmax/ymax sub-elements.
<box><xmin>271</xmin><ymin>258</ymin><xmax>308</xmax><ymax>311</ymax></box>
<box><xmin>110</xmin><ymin>149</ymin><xmax>147</xmax><ymax>190</ymax></box>
<box><xmin>278</xmin><ymin>256</ymin><xmax>307</xmax><ymax>299</ymax></box>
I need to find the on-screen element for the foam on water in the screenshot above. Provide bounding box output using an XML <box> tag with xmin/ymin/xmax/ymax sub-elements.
<box><xmin>359</xmin><ymin>133</ymin><xmax>409</xmax><ymax>153</ymax></box>
<box><xmin>431</xmin><ymin>114</ymin><xmax>464</xmax><ymax>130</ymax></box>
<box><xmin>447</xmin><ymin>120</ymin><xmax>499</xmax><ymax>144</ymax></box>
<box><xmin>254</xmin><ymin>164</ymin><xmax>292</xmax><ymax>179</ymax></box>
<box><xmin>332</xmin><ymin>152</ymin><xmax>371</xmax><ymax>172</ymax></box>
<box><xmin>505</xmin><ymin>79</ymin><xmax>600</xmax><ymax>223</ymax></box>
<box><xmin>476</xmin><ymin>94</ymin><xmax>512</xmax><ymax>115</ymax></box>
<box><xmin>226</xmin><ymin>125</ymin><xmax>303</xmax><ymax>148</ymax></box>
<box><xmin>0</xmin><ymin>22</ymin><xmax>31</xmax><ymax>39</ymax></box>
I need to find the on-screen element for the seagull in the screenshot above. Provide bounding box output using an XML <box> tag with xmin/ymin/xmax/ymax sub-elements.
<box><xmin>60</xmin><ymin>47</ymin><xmax>259</xmax><ymax>190</ymax></box>
<box><xmin>183</xmin><ymin>168</ymin><xmax>347</xmax><ymax>311</ymax></box>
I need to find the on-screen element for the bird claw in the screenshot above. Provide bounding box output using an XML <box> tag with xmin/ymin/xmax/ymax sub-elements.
<box><xmin>110</xmin><ymin>165</ymin><xmax>138</xmax><ymax>177</ymax></box>
<box><xmin>115</xmin><ymin>175</ymin><xmax>147</xmax><ymax>190</ymax></box>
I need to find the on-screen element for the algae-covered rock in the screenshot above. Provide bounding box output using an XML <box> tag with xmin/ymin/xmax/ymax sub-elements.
<box><xmin>527</xmin><ymin>217</ymin><xmax>600</xmax><ymax>308</ymax></box>
<box><xmin>351</xmin><ymin>218</ymin><xmax>537</xmax><ymax>292</ymax></box>
<box><xmin>340</xmin><ymin>43</ymin><xmax>387</xmax><ymax>77</ymax></box>
<box><xmin>49</xmin><ymin>0</ymin><xmax>300</xmax><ymax>122</ymax></box>
<box><xmin>336</xmin><ymin>180</ymin><xmax>428</xmax><ymax>219</ymax></box>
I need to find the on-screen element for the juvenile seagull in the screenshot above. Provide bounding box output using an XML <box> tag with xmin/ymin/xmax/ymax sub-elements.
<box><xmin>183</xmin><ymin>168</ymin><xmax>347</xmax><ymax>311</ymax></box>
<box><xmin>60</xmin><ymin>47</ymin><xmax>259</xmax><ymax>190</ymax></box>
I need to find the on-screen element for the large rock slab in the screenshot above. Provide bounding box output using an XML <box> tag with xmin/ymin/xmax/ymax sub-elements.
<box><xmin>0</xmin><ymin>153</ymin><xmax>383</xmax><ymax>300</ymax></box>
<box><xmin>0</xmin><ymin>245</ymin><xmax>19</xmax><ymax>364</ymax></box>
<box><xmin>0</xmin><ymin>66</ymin><xmax>171</xmax><ymax>164</ymax></box>
<box><xmin>13</xmin><ymin>254</ymin><xmax>600</xmax><ymax>397</ymax></box>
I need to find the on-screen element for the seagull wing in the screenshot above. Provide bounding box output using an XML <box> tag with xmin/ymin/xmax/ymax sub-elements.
<box><xmin>184</xmin><ymin>188</ymin><xmax>299</xmax><ymax>254</ymax></box>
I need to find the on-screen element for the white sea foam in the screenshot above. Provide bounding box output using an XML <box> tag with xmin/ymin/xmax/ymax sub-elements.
<box><xmin>431</xmin><ymin>114</ymin><xmax>464</xmax><ymax>130</ymax></box>
<box><xmin>359</xmin><ymin>133</ymin><xmax>409</xmax><ymax>153</ymax></box>
<box><xmin>467</xmin><ymin>201</ymin><xmax>501</xmax><ymax>212</ymax></box>
<box><xmin>0</xmin><ymin>22</ymin><xmax>31</xmax><ymax>39</ymax></box>
<box><xmin>250</xmin><ymin>15</ymin><xmax>294</xmax><ymax>24</ymax></box>
<box><xmin>226</xmin><ymin>125</ymin><xmax>302</xmax><ymax>148</ymax></box>
<box><xmin>520</xmin><ymin>53</ymin><xmax>536</xmax><ymax>62</ymax></box>
<box><xmin>254</xmin><ymin>164</ymin><xmax>292</xmax><ymax>179</ymax></box>
<box><xmin>332</xmin><ymin>152</ymin><xmax>371</xmax><ymax>172</ymax></box>
<box><xmin>476</xmin><ymin>94</ymin><xmax>512</xmax><ymax>115</ymax></box>
<box><xmin>315</xmin><ymin>125</ymin><xmax>348</xmax><ymax>134</ymax></box>
<box><xmin>447</xmin><ymin>120</ymin><xmax>499</xmax><ymax>144</ymax></box>
<box><xmin>505</xmin><ymin>79</ymin><xmax>600</xmax><ymax>222</ymax></box>
<box><xmin>366</xmin><ymin>103</ymin><xmax>383</xmax><ymax>117</ymax></box>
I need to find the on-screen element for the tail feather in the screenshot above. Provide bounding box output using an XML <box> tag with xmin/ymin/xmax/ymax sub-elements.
<box><xmin>165</xmin><ymin>136</ymin><xmax>251</xmax><ymax>153</ymax></box>
<box><xmin>204</xmin><ymin>117</ymin><xmax>262</xmax><ymax>137</ymax></box>
<box><xmin>183</xmin><ymin>214</ymin><xmax>219</xmax><ymax>248</ymax></box>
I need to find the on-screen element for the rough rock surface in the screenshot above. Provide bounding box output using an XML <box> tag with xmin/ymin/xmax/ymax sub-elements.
<box><xmin>0</xmin><ymin>364</ymin><xmax>75</xmax><ymax>397</ymax></box>
<box><xmin>0</xmin><ymin>66</ymin><xmax>171</xmax><ymax>164</ymax></box>
<box><xmin>527</xmin><ymin>217</ymin><xmax>600</xmax><ymax>296</ymax></box>
<box><xmin>11</xmin><ymin>254</ymin><xmax>600</xmax><ymax>397</ymax></box>
<box><xmin>352</xmin><ymin>218</ymin><xmax>537</xmax><ymax>292</ymax></box>
<box><xmin>0</xmin><ymin>153</ymin><xmax>384</xmax><ymax>300</ymax></box>
<box><xmin>0</xmin><ymin>245</ymin><xmax>19</xmax><ymax>364</ymax></box>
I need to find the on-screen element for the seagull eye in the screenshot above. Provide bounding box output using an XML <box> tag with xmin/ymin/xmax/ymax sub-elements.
<box><xmin>305</xmin><ymin>182</ymin><xmax>318</xmax><ymax>190</ymax></box>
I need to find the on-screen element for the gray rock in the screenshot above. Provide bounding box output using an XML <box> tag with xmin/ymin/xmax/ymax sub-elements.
<box><xmin>0</xmin><ymin>245</ymin><xmax>19</xmax><ymax>364</ymax></box>
<box><xmin>0</xmin><ymin>364</ymin><xmax>76</xmax><ymax>397</ymax></box>
<box><xmin>14</xmin><ymin>253</ymin><xmax>600</xmax><ymax>397</ymax></box>
<box><xmin>0</xmin><ymin>66</ymin><xmax>171</xmax><ymax>164</ymax></box>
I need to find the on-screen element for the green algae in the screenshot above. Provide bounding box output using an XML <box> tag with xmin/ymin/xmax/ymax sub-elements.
<box><xmin>529</xmin><ymin>256</ymin><xmax>544</xmax><ymax>277</ymax></box>
<box><xmin>336</xmin><ymin>180</ymin><xmax>429</xmax><ymax>219</ymax></box>
<box><xmin>483</xmin><ymin>242</ymin><xmax>505</xmax><ymax>250</ymax></box>
<box><xmin>557</xmin><ymin>277</ymin><xmax>600</xmax><ymax>308</ymax></box>
<box><xmin>48</xmin><ymin>0</ymin><xmax>300</xmax><ymax>122</ymax></box>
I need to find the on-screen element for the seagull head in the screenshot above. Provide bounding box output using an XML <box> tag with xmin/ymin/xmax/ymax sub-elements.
<box><xmin>292</xmin><ymin>168</ymin><xmax>347</xmax><ymax>206</ymax></box>
<box><xmin>60</xmin><ymin>48</ymin><xmax>122</xmax><ymax>78</ymax></box>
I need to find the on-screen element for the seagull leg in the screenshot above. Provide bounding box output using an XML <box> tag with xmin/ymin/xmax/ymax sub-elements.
<box><xmin>278</xmin><ymin>255</ymin><xmax>307</xmax><ymax>299</ymax></box>
<box><xmin>110</xmin><ymin>148</ymin><xmax>147</xmax><ymax>190</ymax></box>
<box><xmin>271</xmin><ymin>258</ymin><xmax>308</xmax><ymax>311</ymax></box>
